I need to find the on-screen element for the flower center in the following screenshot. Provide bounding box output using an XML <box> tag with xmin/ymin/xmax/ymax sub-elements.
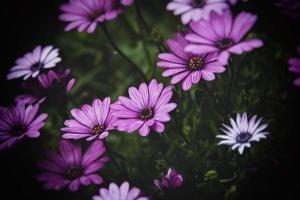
<box><xmin>64</xmin><ymin>167</ymin><xmax>83</xmax><ymax>179</ymax></box>
<box><xmin>31</xmin><ymin>62</ymin><xmax>43</xmax><ymax>72</ymax></box>
<box><xmin>188</xmin><ymin>56</ymin><xmax>205</xmax><ymax>70</ymax></box>
<box><xmin>216</xmin><ymin>39</ymin><xmax>234</xmax><ymax>50</ymax></box>
<box><xmin>11</xmin><ymin>124</ymin><xmax>27</xmax><ymax>136</ymax></box>
<box><xmin>236</xmin><ymin>132</ymin><xmax>252</xmax><ymax>143</ymax></box>
<box><xmin>193</xmin><ymin>0</ymin><xmax>205</xmax><ymax>7</ymax></box>
<box><xmin>88</xmin><ymin>10</ymin><xmax>103</xmax><ymax>21</ymax></box>
<box><xmin>91</xmin><ymin>124</ymin><xmax>105</xmax><ymax>135</ymax></box>
<box><xmin>139</xmin><ymin>108</ymin><xmax>154</xmax><ymax>121</ymax></box>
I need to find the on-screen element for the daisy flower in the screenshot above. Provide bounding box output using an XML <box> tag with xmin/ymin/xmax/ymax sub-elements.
<box><xmin>154</xmin><ymin>168</ymin><xmax>183</xmax><ymax>191</ymax></box>
<box><xmin>288</xmin><ymin>46</ymin><xmax>300</xmax><ymax>87</ymax></box>
<box><xmin>120</xmin><ymin>0</ymin><xmax>135</xmax><ymax>6</ymax></box>
<box><xmin>185</xmin><ymin>10</ymin><xmax>263</xmax><ymax>65</ymax></box>
<box><xmin>37</xmin><ymin>140</ymin><xmax>109</xmax><ymax>192</ymax></box>
<box><xmin>228</xmin><ymin>0</ymin><xmax>237</xmax><ymax>5</ymax></box>
<box><xmin>216</xmin><ymin>112</ymin><xmax>268</xmax><ymax>155</ymax></box>
<box><xmin>7</xmin><ymin>45</ymin><xmax>61</xmax><ymax>80</ymax></box>
<box><xmin>59</xmin><ymin>0</ymin><xmax>134</xmax><ymax>33</ymax></box>
<box><xmin>111</xmin><ymin>79</ymin><xmax>177</xmax><ymax>137</ymax></box>
<box><xmin>0</xmin><ymin>100</ymin><xmax>48</xmax><ymax>151</ymax></box>
<box><xmin>157</xmin><ymin>33</ymin><xmax>226</xmax><ymax>91</ymax></box>
<box><xmin>166</xmin><ymin>0</ymin><xmax>229</xmax><ymax>24</ymax></box>
<box><xmin>92</xmin><ymin>181</ymin><xmax>149</xmax><ymax>200</ymax></box>
<box><xmin>16</xmin><ymin>69</ymin><xmax>76</xmax><ymax>105</ymax></box>
<box><xmin>61</xmin><ymin>97</ymin><xmax>117</xmax><ymax>140</ymax></box>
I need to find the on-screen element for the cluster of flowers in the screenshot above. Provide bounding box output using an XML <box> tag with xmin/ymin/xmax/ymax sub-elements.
<box><xmin>3</xmin><ymin>0</ymin><xmax>297</xmax><ymax>199</ymax></box>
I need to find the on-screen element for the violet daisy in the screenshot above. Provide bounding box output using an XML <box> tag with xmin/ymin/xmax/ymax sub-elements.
<box><xmin>61</xmin><ymin>97</ymin><xmax>117</xmax><ymax>140</ymax></box>
<box><xmin>157</xmin><ymin>33</ymin><xmax>226</xmax><ymax>91</ymax></box>
<box><xmin>59</xmin><ymin>0</ymin><xmax>133</xmax><ymax>33</ymax></box>
<box><xmin>111</xmin><ymin>79</ymin><xmax>177</xmax><ymax>137</ymax></box>
<box><xmin>92</xmin><ymin>181</ymin><xmax>149</xmax><ymax>200</ymax></box>
<box><xmin>166</xmin><ymin>0</ymin><xmax>229</xmax><ymax>24</ymax></box>
<box><xmin>185</xmin><ymin>10</ymin><xmax>263</xmax><ymax>65</ymax></box>
<box><xmin>154</xmin><ymin>168</ymin><xmax>183</xmax><ymax>191</ymax></box>
<box><xmin>0</xmin><ymin>101</ymin><xmax>48</xmax><ymax>151</ymax></box>
<box><xmin>16</xmin><ymin>69</ymin><xmax>76</xmax><ymax>105</ymax></box>
<box><xmin>228</xmin><ymin>0</ymin><xmax>237</xmax><ymax>5</ymax></box>
<box><xmin>37</xmin><ymin>140</ymin><xmax>109</xmax><ymax>192</ymax></box>
<box><xmin>216</xmin><ymin>112</ymin><xmax>268</xmax><ymax>155</ymax></box>
<box><xmin>7</xmin><ymin>45</ymin><xmax>61</xmax><ymax>80</ymax></box>
<box><xmin>288</xmin><ymin>46</ymin><xmax>300</xmax><ymax>87</ymax></box>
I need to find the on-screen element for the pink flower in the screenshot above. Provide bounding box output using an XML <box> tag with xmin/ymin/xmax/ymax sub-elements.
<box><xmin>37</xmin><ymin>140</ymin><xmax>108</xmax><ymax>192</ymax></box>
<box><xmin>0</xmin><ymin>101</ymin><xmax>48</xmax><ymax>151</ymax></box>
<box><xmin>111</xmin><ymin>79</ymin><xmax>177</xmax><ymax>137</ymax></box>
<box><xmin>154</xmin><ymin>168</ymin><xmax>183</xmax><ymax>191</ymax></box>
<box><xmin>157</xmin><ymin>33</ymin><xmax>226</xmax><ymax>91</ymax></box>
<box><xmin>61</xmin><ymin>97</ymin><xmax>117</xmax><ymax>141</ymax></box>
<box><xmin>120</xmin><ymin>0</ymin><xmax>135</xmax><ymax>6</ymax></box>
<box><xmin>59</xmin><ymin>0</ymin><xmax>135</xmax><ymax>33</ymax></box>
<box><xmin>288</xmin><ymin>46</ymin><xmax>300</xmax><ymax>87</ymax></box>
<box><xmin>93</xmin><ymin>181</ymin><xmax>149</xmax><ymax>200</ymax></box>
<box><xmin>7</xmin><ymin>45</ymin><xmax>61</xmax><ymax>80</ymax></box>
<box><xmin>185</xmin><ymin>10</ymin><xmax>263</xmax><ymax>65</ymax></box>
<box><xmin>59</xmin><ymin>0</ymin><xmax>119</xmax><ymax>33</ymax></box>
<box><xmin>228</xmin><ymin>0</ymin><xmax>237</xmax><ymax>5</ymax></box>
<box><xmin>15</xmin><ymin>69</ymin><xmax>76</xmax><ymax>105</ymax></box>
<box><xmin>166</xmin><ymin>0</ymin><xmax>229</xmax><ymax>24</ymax></box>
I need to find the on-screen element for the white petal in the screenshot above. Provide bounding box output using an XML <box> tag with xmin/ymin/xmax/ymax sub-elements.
<box><xmin>238</xmin><ymin>144</ymin><xmax>245</xmax><ymax>154</ymax></box>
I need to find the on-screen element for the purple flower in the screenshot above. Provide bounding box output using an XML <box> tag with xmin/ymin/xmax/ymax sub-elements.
<box><xmin>185</xmin><ymin>10</ymin><xmax>263</xmax><ymax>65</ymax></box>
<box><xmin>7</xmin><ymin>45</ymin><xmax>61</xmax><ymax>80</ymax></box>
<box><xmin>16</xmin><ymin>69</ymin><xmax>76</xmax><ymax>105</ymax></box>
<box><xmin>157</xmin><ymin>33</ymin><xmax>226</xmax><ymax>91</ymax></box>
<box><xmin>0</xmin><ymin>101</ymin><xmax>48</xmax><ymax>151</ymax></box>
<box><xmin>120</xmin><ymin>0</ymin><xmax>135</xmax><ymax>6</ymax></box>
<box><xmin>111</xmin><ymin>79</ymin><xmax>177</xmax><ymax>137</ymax></box>
<box><xmin>166</xmin><ymin>0</ymin><xmax>229</xmax><ymax>24</ymax></box>
<box><xmin>59</xmin><ymin>0</ymin><xmax>134</xmax><ymax>33</ymax></box>
<box><xmin>37</xmin><ymin>140</ymin><xmax>108</xmax><ymax>192</ymax></box>
<box><xmin>228</xmin><ymin>0</ymin><xmax>237</xmax><ymax>5</ymax></box>
<box><xmin>154</xmin><ymin>168</ymin><xmax>183</xmax><ymax>191</ymax></box>
<box><xmin>61</xmin><ymin>97</ymin><xmax>117</xmax><ymax>140</ymax></box>
<box><xmin>92</xmin><ymin>181</ymin><xmax>149</xmax><ymax>200</ymax></box>
<box><xmin>288</xmin><ymin>46</ymin><xmax>300</xmax><ymax>87</ymax></box>
<box><xmin>274</xmin><ymin>0</ymin><xmax>300</xmax><ymax>19</ymax></box>
<box><xmin>216</xmin><ymin>112</ymin><xmax>268</xmax><ymax>154</ymax></box>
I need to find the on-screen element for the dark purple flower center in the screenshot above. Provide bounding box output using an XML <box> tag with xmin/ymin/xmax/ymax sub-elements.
<box><xmin>88</xmin><ymin>10</ymin><xmax>103</xmax><ymax>22</ymax></box>
<box><xmin>236</xmin><ymin>132</ymin><xmax>252</xmax><ymax>143</ymax></box>
<box><xmin>11</xmin><ymin>124</ymin><xmax>27</xmax><ymax>136</ymax></box>
<box><xmin>188</xmin><ymin>56</ymin><xmax>205</xmax><ymax>71</ymax></box>
<box><xmin>139</xmin><ymin>108</ymin><xmax>154</xmax><ymax>121</ymax></box>
<box><xmin>217</xmin><ymin>38</ymin><xmax>234</xmax><ymax>50</ymax></box>
<box><xmin>91</xmin><ymin>124</ymin><xmax>105</xmax><ymax>135</ymax></box>
<box><xmin>31</xmin><ymin>62</ymin><xmax>43</xmax><ymax>72</ymax></box>
<box><xmin>193</xmin><ymin>0</ymin><xmax>205</xmax><ymax>7</ymax></box>
<box><xmin>64</xmin><ymin>167</ymin><xmax>83</xmax><ymax>179</ymax></box>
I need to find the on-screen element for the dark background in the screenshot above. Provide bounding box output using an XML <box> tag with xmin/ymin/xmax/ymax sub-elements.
<box><xmin>0</xmin><ymin>0</ymin><xmax>300</xmax><ymax>199</ymax></box>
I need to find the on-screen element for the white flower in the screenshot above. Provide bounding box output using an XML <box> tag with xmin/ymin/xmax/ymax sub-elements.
<box><xmin>7</xmin><ymin>45</ymin><xmax>61</xmax><ymax>80</ymax></box>
<box><xmin>93</xmin><ymin>181</ymin><xmax>149</xmax><ymax>200</ymax></box>
<box><xmin>216</xmin><ymin>112</ymin><xmax>268</xmax><ymax>154</ymax></box>
<box><xmin>166</xmin><ymin>0</ymin><xmax>229</xmax><ymax>24</ymax></box>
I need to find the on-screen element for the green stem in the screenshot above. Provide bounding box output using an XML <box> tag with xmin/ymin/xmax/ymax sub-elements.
<box><xmin>134</xmin><ymin>1</ymin><xmax>165</xmax><ymax>52</ymax></box>
<box><xmin>219</xmin><ymin>173</ymin><xmax>238</xmax><ymax>183</ymax></box>
<box><xmin>203</xmin><ymin>82</ymin><xmax>225</xmax><ymax>113</ymax></box>
<box><xmin>136</xmin><ymin>17</ymin><xmax>153</xmax><ymax>69</ymax></box>
<box><xmin>101</xmin><ymin>24</ymin><xmax>147</xmax><ymax>81</ymax></box>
